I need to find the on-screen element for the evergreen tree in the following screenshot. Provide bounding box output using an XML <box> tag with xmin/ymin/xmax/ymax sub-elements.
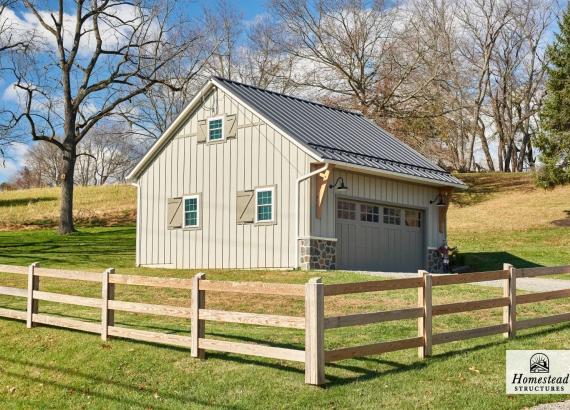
<box><xmin>536</xmin><ymin>4</ymin><xmax>570</xmax><ymax>187</ymax></box>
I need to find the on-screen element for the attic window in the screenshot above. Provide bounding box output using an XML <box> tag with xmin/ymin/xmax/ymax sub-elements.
<box><xmin>208</xmin><ymin>117</ymin><xmax>224</xmax><ymax>141</ymax></box>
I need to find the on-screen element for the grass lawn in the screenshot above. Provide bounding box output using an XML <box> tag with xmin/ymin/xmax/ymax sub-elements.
<box><xmin>0</xmin><ymin>185</ymin><xmax>135</xmax><ymax>230</ymax></box>
<box><xmin>449</xmin><ymin>173</ymin><xmax>570</xmax><ymax>273</ymax></box>
<box><xmin>0</xmin><ymin>228</ymin><xmax>570</xmax><ymax>408</ymax></box>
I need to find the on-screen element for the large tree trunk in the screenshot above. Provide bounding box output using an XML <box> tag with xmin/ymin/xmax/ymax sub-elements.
<box><xmin>477</xmin><ymin>121</ymin><xmax>495</xmax><ymax>171</ymax></box>
<box><xmin>59</xmin><ymin>143</ymin><xmax>77</xmax><ymax>234</ymax></box>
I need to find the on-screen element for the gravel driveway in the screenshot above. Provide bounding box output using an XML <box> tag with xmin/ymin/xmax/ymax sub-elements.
<box><xmin>354</xmin><ymin>271</ymin><xmax>570</xmax><ymax>293</ymax></box>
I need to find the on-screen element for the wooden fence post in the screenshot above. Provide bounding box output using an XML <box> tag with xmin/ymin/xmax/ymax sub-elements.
<box><xmin>101</xmin><ymin>268</ymin><xmax>115</xmax><ymax>341</ymax></box>
<box><xmin>503</xmin><ymin>263</ymin><xmax>516</xmax><ymax>338</ymax></box>
<box><xmin>418</xmin><ymin>270</ymin><xmax>432</xmax><ymax>358</ymax></box>
<box><xmin>191</xmin><ymin>272</ymin><xmax>206</xmax><ymax>359</ymax></box>
<box><xmin>305</xmin><ymin>277</ymin><xmax>325</xmax><ymax>386</ymax></box>
<box><xmin>26</xmin><ymin>262</ymin><xmax>39</xmax><ymax>328</ymax></box>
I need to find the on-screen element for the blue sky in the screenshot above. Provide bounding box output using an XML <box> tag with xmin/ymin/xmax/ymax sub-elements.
<box><xmin>0</xmin><ymin>0</ymin><xmax>565</xmax><ymax>183</ymax></box>
<box><xmin>0</xmin><ymin>0</ymin><xmax>268</xmax><ymax>183</ymax></box>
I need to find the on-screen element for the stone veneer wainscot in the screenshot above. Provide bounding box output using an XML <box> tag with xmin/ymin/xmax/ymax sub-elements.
<box><xmin>299</xmin><ymin>238</ymin><xmax>337</xmax><ymax>270</ymax></box>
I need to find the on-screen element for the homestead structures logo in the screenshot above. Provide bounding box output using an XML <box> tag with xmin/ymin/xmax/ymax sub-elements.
<box><xmin>530</xmin><ymin>353</ymin><xmax>549</xmax><ymax>373</ymax></box>
<box><xmin>507</xmin><ymin>350</ymin><xmax>570</xmax><ymax>394</ymax></box>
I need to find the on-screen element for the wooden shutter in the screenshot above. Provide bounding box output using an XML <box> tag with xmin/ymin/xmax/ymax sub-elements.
<box><xmin>236</xmin><ymin>190</ymin><xmax>255</xmax><ymax>224</ymax></box>
<box><xmin>197</xmin><ymin>119</ymin><xmax>207</xmax><ymax>143</ymax></box>
<box><xmin>225</xmin><ymin>114</ymin><xmax>237</xmax><ymax>139</ymax></box>
<box><xmin>167</xmin><ymin>197</ymin><xmax>183</xmax><ymax>229</ymax></box>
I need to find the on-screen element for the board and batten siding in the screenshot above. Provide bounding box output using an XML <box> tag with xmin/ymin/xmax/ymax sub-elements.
<box><xmin>310</xmin><ymin>168</ymin><xmax>445</xmax><ymax>248</ymax></box>
<box><xmin>136</xmin><ymin>88</ymin><xmax>314</xmax><ymax>269</ymax></box>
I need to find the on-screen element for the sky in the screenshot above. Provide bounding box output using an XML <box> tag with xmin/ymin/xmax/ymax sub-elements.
<box><xmin>0</xmin><ymin>0</ymin><xmax>565</xmax><ymax>183</ymax></box>
<box><xmin>0</xmin><ymin>0</ymin><xmax>268</xmax><ymax>184</ymax></box>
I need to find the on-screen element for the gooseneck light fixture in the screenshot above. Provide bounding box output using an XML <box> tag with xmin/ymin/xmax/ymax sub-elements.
<box><xmin>329</xmin><ymin>176</ymin><xmax>348</xmax><ymax>192</ymax></box>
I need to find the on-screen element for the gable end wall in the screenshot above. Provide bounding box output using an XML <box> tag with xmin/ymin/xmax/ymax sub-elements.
<box><xmin>136</xmin><ymin>88</ymin><xmax>315</xmax><ymax>269</ymax></box>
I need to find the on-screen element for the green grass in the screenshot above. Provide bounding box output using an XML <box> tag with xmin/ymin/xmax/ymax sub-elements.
<box><xmin>0</xmin><ymin>184</ymin><xmax>135</xmax><ymax>230</ymax></box>
<box><xmin>1</xmin><ymin>174</ymin><xmax>570</xmax><ymax>407</ymax></box>
<box><xmin>448</xmin><ymin>227</ymin><xmax>570</xmax><ymax>272</ymax></box>
<box><xmin>447</xmin><ymin>172</ymin><xmax>570</xmax><ymax>273</ymax></box>
<box><xmin>0</xmin><ymin>227</ymin><xmax>570</xmax><ymax>408</ymax></box>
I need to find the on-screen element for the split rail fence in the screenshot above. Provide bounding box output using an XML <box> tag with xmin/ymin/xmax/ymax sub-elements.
<box><xmin>0</xmin><ymin>263</ymin><xmax>569</xmax><ymax>385</ymax></box>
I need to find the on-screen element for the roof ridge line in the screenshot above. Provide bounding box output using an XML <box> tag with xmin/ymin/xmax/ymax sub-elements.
<box><xmin>211</xmin><ymin>76</ymin><xmax>363</xmax><ymax>117</ymax></box>
<box><xmin>309</xmin><ymin>143</ymin><xmax>449</xmax><ymax>175</ymax></box>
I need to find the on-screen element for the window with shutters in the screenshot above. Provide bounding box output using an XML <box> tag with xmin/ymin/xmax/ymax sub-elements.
<box><xmin>337</xmin><ymin>200</ymin><xmax>356</xmax><ymax>220</ymax></box>
<box><xmin>383</xmin><ymin>207</ymin><xmax>401</xmax><ymax>225</ymax></box>
<box><xmin>183</xmin><ymin>195</ymin><xmax>200</xmax><ymax>227</ymax></box>
<box><xmin>208</xmin><ymin>117</ymin><xmax>224</xmax><ymax>141</ymax></box>
<box><xmin>255</xmin><ymin>187</ymin><xmax>274</xmax><ymax>223</ymax></box>
<box><xmin>360</xmin><ymin>204</ymin><xmax>379</xmax><ymax>223</ymax></box>
<box><xmin>404</xmin><ymin>209</ymin><xmax>422</xmax><ymax>228</ymax></box>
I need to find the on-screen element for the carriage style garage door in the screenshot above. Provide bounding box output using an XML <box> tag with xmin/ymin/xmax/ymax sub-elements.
<box><xmin>336</xmin><ymin>199</ymin><xmax>425</xmax><ymax>272</ymax></box>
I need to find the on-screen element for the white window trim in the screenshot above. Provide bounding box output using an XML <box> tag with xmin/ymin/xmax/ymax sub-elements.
<box><xmin>183</xmin><ymin>194</ymin><xmax>200</xmax><ymax>228</ymax></box>
<box><xmin>207</xmin><ymin>116</ymin><xmax>225</xmax><ymax>142</ymax></box>
<box><xmin>255</xmin><ymin>186</ymin><xmax>275</xmax><ymax>223</ymax></box>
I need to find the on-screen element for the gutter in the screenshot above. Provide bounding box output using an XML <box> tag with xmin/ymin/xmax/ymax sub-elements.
<box><xmin>294</xmin><ymin>163</ymin><xmax>329</xmax><ymax>269</ymax></box>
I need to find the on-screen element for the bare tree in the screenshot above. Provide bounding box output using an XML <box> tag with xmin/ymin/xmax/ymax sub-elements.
<box><xmin>236</xmin><ymin>14</ymin><xmax>299</xmax><ymax>93</ymax></box>
<box><xmin>0</xmin><ymin>0</ymin><xmax>27</xmax><ymax>52</ymax></box>
<box><xmin>75</xmin><ymin>124</ymin><xmax>138</xmax><ymax>185</ymax></box>
<box><xmin>204</xmin><ymin>0</ymin><xmax>243</xmax><ymax>81</ymax></box>
<box><xmin>24</xmin><ymin>142</ymin><xmax>63</xmax><ymax>186</ymax></box>
<box><xmin>271</xmin><ymin>0</ymin><xmax>446</xmax><ymax>124</ymax></box>
<box><xmin>3</xmin><ymin>0</ymin><xmax>208</xmax><ymax>233</ymax></box>
<box><xmin>487</xmin><ymin>0</ymin><xmax>554</xmax><ymax>171</ymax></box>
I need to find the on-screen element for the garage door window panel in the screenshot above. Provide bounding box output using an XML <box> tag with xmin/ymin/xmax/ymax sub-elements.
<box><xmin>338</xmin><ymin>200</ymin><xmax>356</xmax><ymax>220</ymax></box>
<box><xmin>405</xmin><ymin>210</ymin><xmax>422</xmax><ymax>228</ymax></box>
<box><xmin>360</xmin><ymin>204</ymin><xmax>379</xmax><ymax>223</ymax></box>
<box><xmin>383</xmin><ymin>207</ymin><xmax>401</xmax><ymax>225</ymax></box>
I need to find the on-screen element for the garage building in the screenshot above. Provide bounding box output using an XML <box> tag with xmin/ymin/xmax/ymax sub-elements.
<box><xmin>127</xmin><ymin>77</ymin><xmax>466</xmax><ymax>273</ymax></box>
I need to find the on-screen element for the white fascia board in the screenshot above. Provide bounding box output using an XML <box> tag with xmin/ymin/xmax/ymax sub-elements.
<box><xmin>327</xmin><ymin>160</ymin><xmax>468</xmax><ymax>190</ymax></box>
<box><xmin>126</xmin><ymin>80</ymin><xmax>216</xmax><ymax>182</ymax></box>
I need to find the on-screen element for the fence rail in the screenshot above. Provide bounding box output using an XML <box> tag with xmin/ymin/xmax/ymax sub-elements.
<box><xmin>0</xmin><ymin>263</ymin><xmax>569</xmax><ymax>385</ymax></box>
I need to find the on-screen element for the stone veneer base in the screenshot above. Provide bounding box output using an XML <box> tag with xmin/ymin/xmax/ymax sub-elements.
<box><xmin>299</xmin><ymin>238</ymin><xmax>337</xmax><ymax>270</ymax></box>
<box><xmin>427</xmin><ymin>248</ymin><xmax>444</xmax><ymax>273</ymax></box>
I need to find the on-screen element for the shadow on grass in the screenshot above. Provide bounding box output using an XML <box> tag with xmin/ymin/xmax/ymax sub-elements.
<box><xmin>461</xmin><ymin>251</ymin><xmax>542</xmax><ymax>272</ymax></box>
<box><xmin>0</xmin><ymin>228</ymin><xmax>136</xmax><ymax>267</ymax></box>
<box><xmin>0</xmin><ymin>354</ymin><xmax>240</xmax><ymax>409</ymax></box>
<box><xmin>0</xmin><ymin>197</ymin><xmax>57</xmax><ymax>208</ymax></box>
<box><xmin>2</xmin><ymin>317</ymin><xmax>570</xmax><ymax>393</ymax></box>
<box><xmin>452</xmin><ymin>173</ymin><xmax>534</xmax><ymax>208</ymax></box>
<box><xmin>552</xmin><ymin>210</ymin><xmax>570</xmax><ymax>227</ymax></box>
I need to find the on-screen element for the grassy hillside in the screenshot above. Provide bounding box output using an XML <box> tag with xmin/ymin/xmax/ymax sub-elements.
<box><xmin>1</xmin><ymin>173</ymin><xmax>569</xmax><ymax>271</ymax></box>
<box><xmin>449</xmin><ymin>173</ymin><xmax>570</xmax><ymax>271</ymax></box>
<box><xmin>0</xmin><ymin>184</ymin><xmax>136</xmax><ymax>230</ymax></box>
<box><xmin>450</xmin><ymin>172</ymin><xmax>570</xmax><ymax>233</ymax></box>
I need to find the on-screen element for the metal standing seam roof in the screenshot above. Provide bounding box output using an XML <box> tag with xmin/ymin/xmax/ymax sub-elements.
<box><xmin>213</xmin><ymin>77</ymin><xmax>465</xmax><ymax>187</ymax></box>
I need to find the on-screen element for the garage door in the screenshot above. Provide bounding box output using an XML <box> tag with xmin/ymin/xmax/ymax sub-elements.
<box><xmin>336</xmin><ymin>199</ymin><xmax>425</xmax><ymax>272</ymax></box>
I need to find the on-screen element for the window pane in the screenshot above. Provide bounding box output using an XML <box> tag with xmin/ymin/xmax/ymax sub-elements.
<box><xmin>209</xmin><ymin>119</ymin><xmax>223</xmax><ymax>140</ymax></box>
<box><xmin>360</xmin><ymin>204</ymin><xmax>379</xmax><ymax>223</ymax></box>
<box><xmin>184</xmin><ymin>198</ymin><xmax>198</xmax><ymax>226</ymax></box>
<box><xmin>338</xmin><ymin>200</ymin><xmax>356</xmax><ymax>220</ymax></box>
<box><xmin>257</xmin><ymin>190</ymin><xmax>273</xmax><ymax>221</ymax></box>
<box><xmin>383</xmin><ymin>207</ymin><xmax>401</xmax><ymax>225</ymax></box>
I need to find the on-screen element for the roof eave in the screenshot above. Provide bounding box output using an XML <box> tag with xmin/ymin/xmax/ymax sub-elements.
<box><xmin>326</xmin><ymin>160</ymin><xmax>468</xmax><ymax>190</ymax></box>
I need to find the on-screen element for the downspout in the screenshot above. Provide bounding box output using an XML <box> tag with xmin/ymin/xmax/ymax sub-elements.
<box><xmin>295</xmin><ymin>163</ymin><xmax>329</xmax><ymax>269</ymax></box>
<box><xmin>130</xmin><ymin>181</ymin><xmax>141</xmax><ymax>267</ymax></box>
